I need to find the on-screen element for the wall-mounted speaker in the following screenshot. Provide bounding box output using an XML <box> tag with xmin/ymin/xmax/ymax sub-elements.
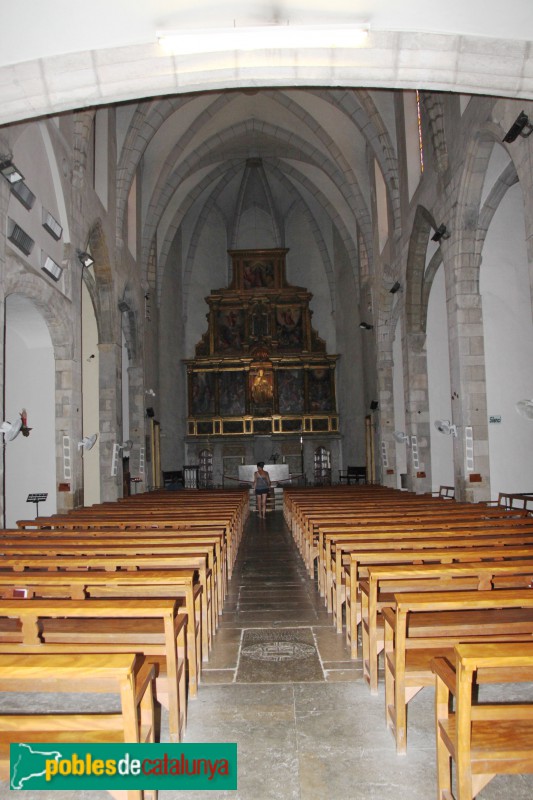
<box><xmin>370</xmin><ymin>400</ymin><xmax>378</xmax><ymax>410</ymax></box>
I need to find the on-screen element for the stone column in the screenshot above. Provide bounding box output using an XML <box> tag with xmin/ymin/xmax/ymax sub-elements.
<box><xmin>98</xmin><ymin>342</ymin><xmax>122</xmax><ymax>502</ymax></box>
<box><xmin>404</xmin><ymin>332</ymin><xmax>432</xmax><ymax>494</ymax></box>
<box><xmin>446</xmin><ymin>244</ymin><xmax>489</xmax><ymax>502</ymax></box>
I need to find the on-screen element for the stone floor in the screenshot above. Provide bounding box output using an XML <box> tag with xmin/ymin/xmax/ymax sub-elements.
<box><xmin>2</xmin><ymin>509</ymin><xmax>533</xmax><ymax>799</ymax></box>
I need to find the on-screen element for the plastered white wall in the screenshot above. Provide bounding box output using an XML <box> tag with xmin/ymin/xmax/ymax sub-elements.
<box><xmin>426</xmin><ymin>265</ymin><xmax>454</xmax><ymax>491</ymax></box>
<box><xmin>481</xmin><ymin>182</ymin><xmax>533</xmax><ymax>497</ymax></box>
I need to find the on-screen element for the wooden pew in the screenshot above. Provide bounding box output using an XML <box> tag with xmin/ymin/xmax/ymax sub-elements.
<box><xmin>343</xmin><ymin>544</ymin><xmax>533</xmax><ymax>662</ymax></box>
<box><xmin>382</xmin><ymin>588</ymin><xmax>533</xmax><ymax>754</ymax></box>
<box><xmin>0</xmin><ymin>652</ymin><xmax>156</xmax><ymax>800</ymax></box>
<box><xmin>360</xmin><ymin>559</ymin><xmax>533</xmax><ymax>692</ymax></box>
<box><xmin>331</xmin><ymin>526</ymin><xmax>533</xmax><ymax>629</ymax></box>
<box><xmin>18</xmin><ymin>515</ymin><xmax>238</xmax><ymax>580</ymax></box>
<box><xmin>0</xmin><ymin>546</ymin><xmax>214</xmax><ymax>660</ymax></box>
<box><xmin>0</xmin><ymin>597</ymin><xmax>187</xmax><ymax>743</ymax></box>
<box><xmin>432</xmin><ymin>642</ymin><xmax>533</xmax><ymax>800</ymax></box>
<box><xmin>302</xmin><ymin>505</ymin><xmax>524</xmax><ymax>574</ymax></box>
<box><xmin>319</xmin><ymin>514</ymin><xmax>533</xmax><ymax>600</ymax></box>
<box><xmin>4</xmin><ymin>528</ymin><xmax>227</xmax><ymax>611</ymax></box>
<box><xmin>0</xmin><ymin>569</ymin><xmax>202</xmax><ymax>699</ymax></box>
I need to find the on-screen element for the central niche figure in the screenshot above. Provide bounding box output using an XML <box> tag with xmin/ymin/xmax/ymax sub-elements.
<box><xmin>250</xmin><ymin>368</ymin><xmax>273</xmax><ymax>408</ymax></box>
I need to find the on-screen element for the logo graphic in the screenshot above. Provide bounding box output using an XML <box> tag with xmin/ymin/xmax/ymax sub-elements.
<box><xmin>10</xmin><ymin>743</ymin><xmax>238</xmax><ymax>791</ymax></box>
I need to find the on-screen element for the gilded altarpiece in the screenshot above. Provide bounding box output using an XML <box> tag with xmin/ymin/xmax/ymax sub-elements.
<box><xmin>186</xmin><ymin>249</ymin><xmax>338</xmax><ymax>439</ymax></box>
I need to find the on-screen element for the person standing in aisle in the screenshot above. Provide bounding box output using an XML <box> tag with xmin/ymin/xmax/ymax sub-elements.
<box><xmin>253</xmin><ymin>462</ymin><xmax>271</xmax><ymax>518</ymax></box>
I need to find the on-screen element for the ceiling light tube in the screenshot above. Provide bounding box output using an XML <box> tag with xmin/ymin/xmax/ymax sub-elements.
<box><xmin>157</xmin><ymin>24</ymin><xmax>369</xmax><ymax>56</ymax></box>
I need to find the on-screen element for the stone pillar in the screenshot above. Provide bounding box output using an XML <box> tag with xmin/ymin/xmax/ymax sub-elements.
<box><xmin>128</xmin><ymin>364</ymin><xmax>146</xmax><ymax>491</ymax></box>
<box><xmin>404</xmin><ymin>332</ymin><xmax>432</xmax><ymax>494</ymax></box>
<box><xmin>376</xmin><ymin>343</ymin><xmax>395</xmax><ymax>488</ymax></box>
<box><xmin>446</xmin><ymin>245</ymin><xmax>490</xmax><ymax>502</ymax></box>
<box><xmin>98</xmin><ymin>342</ymin><xmax>122</xmax><ymax>502</ymax></box>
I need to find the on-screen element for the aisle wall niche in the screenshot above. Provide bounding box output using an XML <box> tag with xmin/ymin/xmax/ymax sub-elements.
<box><xmin>81</xmin><ymin>277</ymin><xmax>100</xmax><ymax>505</ymax></box>
<box><xmin>426</xmin><ymin>264</ymin><xmax>454</xmax><ymax>491</ymax></box>
<box><xmin>480</xmin><ymin>177</ymin><xmax>533</xmax><ymax>498</ymax></box>
<box><xmin>4</xmin><ymin>294</ymin><xmax>56</xmax><ymax>526</ymax></box>
<box><xmin>392</xmin><ymin>317</ymin><xmax>407</xmax><ymax>488</ymax></box>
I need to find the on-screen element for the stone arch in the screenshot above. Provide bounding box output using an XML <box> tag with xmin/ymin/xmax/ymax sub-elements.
<box><xmin>83</xmin><ymin>219</ymin><xmax>115</xmax><ymax>344</ymax></box>
<box><xmin>420</xmin><ymin>93</ymin><xmax>449</xmax><ymax>174</ymax></box>
<box><xmin>118</xmin><ymin>283</ymin><xmax>140</xmax><ymax>365</ymax></box>
<box><xmin>405</xmin><ymin>205</ymin><xmax>439</xmax><ymax>334</ymax></box>
<box><xmin>73</xmin><ymin>110</ymin><xmax>96</xmax><ymax>191</ymax></box>
<box><xmin>4</xmin><ymin>268</ymin><xmax>73</xmax><ymax>359</ymax></box>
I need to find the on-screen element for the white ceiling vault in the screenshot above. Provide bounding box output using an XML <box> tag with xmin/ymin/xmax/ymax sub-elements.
<box><xmin>2</xmin><ymin>1</ymin><xmax>533</xmax><ymax>319</ymax></box>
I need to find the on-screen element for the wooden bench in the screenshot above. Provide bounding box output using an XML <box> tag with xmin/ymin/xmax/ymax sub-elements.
<box><xmin>432</xmin><ymin>642</ymin><xmax>533</xmax><ymax>800</ymax></box>
<box><xmin>326</xmin><ymin>520</ymin><xmax>533</xmax><ymax>620</ymax></box>
<box><xmin>4</xmin><ymin>528</ymin><xmax>227</xmax><ymax>612</ymax></box>
<box><xmin>0</xmin><ymin>547</ymin><xmax>213</xmax><ymax>661</ymax></box>
<box><xmin>0</xmin><ymin>652</ymin><xmax>156</xmax><ymax>800</ymax></box>
<box><xmin>360</xmin><ymin>559</ymin><xmax>533</xmax><ymax>692</ymax></box>
<box><xmin>0</xmin><ymin>598</ymin><xmax>187</xmax><ymax>743</ymax></box>
<box><xmin>0</xmin><ymin>568</ymin><xmax>202</xmax><ymax>699</ymax></box>
<box><xmin>19</xmin><ymin>516</ymin><xmax>237</xmax><ymax>582</ymax></box>
<box><xmin>382</xmin><ymin>588</ymin><xmax>533</xmax><ymax>754</ymax></box>
<box><xmin>341</xmin><ymin>542</ymin><xmax>533</xmax><ymax>659</ymax></box>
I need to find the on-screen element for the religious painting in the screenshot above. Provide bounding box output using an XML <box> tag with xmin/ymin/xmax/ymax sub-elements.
<box><xmin>276</xmin><ymin>305</ymin><xmax>303</xmax><ymax>349</ymax></box>
<box><xmin>219</xmin><ymin>370</ymin><xmax>246</xmax><ymax>416</ymax></box>
<box><xmin>308</xmin><ymin>367</ymin><xmax>333</xmax><ymax>413</ymax></box>
<box><xmin>250</xmin><ymin>367</ymin><xmax>273</xmax><ymax>408</ymax></box>
<box><xmin>277</xmin><ymin>369</ymin><xmax>304</xmax><ymax>414</ymax></box>
<box><xmin>243</xmin><ymin>259</ymin><xmax>275</xmax><ymax>289</ymax></box>
<box><xmin>251</xmin><ymin>302</ymin><xmax>271</xmax><ymax>338</ymax></box>
<box><xmin>216</xmin><ymin>308</ymin><xmax>245</xmax><ymax>352</ymax></box>
<box><xmin>191</xmin><ymin>371</ymin><xmax>215</xmax><ymax>415</ymax></box>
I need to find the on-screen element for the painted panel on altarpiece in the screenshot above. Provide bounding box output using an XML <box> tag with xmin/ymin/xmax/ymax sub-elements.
<box><xmin>191</xmin><ymin>371</ymin><xmax>216</xmax><ymax>415</ymax></box>
<box><xmin>219</xmin><ymin>371</ymin><xmax>246</xmax><ymax>416</ymax></box>
<box><xmin>216</xmin><ymin>308</ymin><xmax>245</xmax><ymax>352</ymax></box>
<box><xmin>278</xmin><ymin>369</ymin><xmax>304</xmax><ymax>414</ymax></box>
<box><xmin>308</xmin><ymin>367</ymin><xmax>333</xmax><ymax>412</ymax></box>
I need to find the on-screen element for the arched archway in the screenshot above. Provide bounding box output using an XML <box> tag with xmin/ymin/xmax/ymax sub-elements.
<box><xmin>3</xmin><ymin>295</ymin><xmax>56</xmax><ymax>526</ymax></box>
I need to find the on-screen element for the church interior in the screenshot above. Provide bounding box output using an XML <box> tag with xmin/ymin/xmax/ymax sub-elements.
<box><xmin>1</xmin><ymin>1</ymin><xmax>533</xmax><ymax>798</ymax></box>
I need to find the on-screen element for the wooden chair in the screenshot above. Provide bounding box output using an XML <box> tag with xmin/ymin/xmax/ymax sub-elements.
<box><xmin>338</xmin><ymin>466</ymin><xmax>366</xmax><ymax>485</ymax></box>
<box><xmin>432</xmin><ymin>642</ymin><xmax>533</xmax><ymax>800</ymax></box>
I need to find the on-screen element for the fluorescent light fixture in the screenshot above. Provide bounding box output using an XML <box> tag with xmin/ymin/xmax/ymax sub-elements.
<box><xmin>157</xmin><ymin>24</ymin><xmax>369</xmax><ymax>56</ymax></box>
<box><xmin>42</xmin><ymin>209</ymin><xmax>63</xmax><ymax>240</ymax></box>
<box><xmin>11</xmin><ymin>180</ymin><xmax>35</xmax><ymax>210</ymax></box>
<box><xmin>41</xmin><ymin>253</ymin><xmax>63</xmax><ymax>282</ymax></box>
<box><xmin>7</xmin><ymin>219</ymin><xmax>34</xmax><ymax>256</ymax></box>
<box><xmin>0</xmin><ymin>156</ymin><xmax>24</xmax><ymax>184</ymax></box>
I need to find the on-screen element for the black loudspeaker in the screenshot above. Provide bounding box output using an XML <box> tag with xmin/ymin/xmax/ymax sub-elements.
<box><xmin>146</xmin><ymin>407</ymin><xmax>155</xmax><ymax>418</ymax></box>
<box><xmin>370</xmin><ymin>400</ymin><xmax>378</xmax><ymax>410</ymax></box>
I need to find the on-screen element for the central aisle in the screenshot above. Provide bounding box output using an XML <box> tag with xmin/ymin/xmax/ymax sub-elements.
<box><xmin>165</xmin><ymin>510</ymin><xmax>441</xmax><ymax>800</ymax></box>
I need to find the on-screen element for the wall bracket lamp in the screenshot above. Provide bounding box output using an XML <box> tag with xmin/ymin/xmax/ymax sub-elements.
<box><xmin>431</xmin><ymin>224</ymin><xmax>450</xmax><ymax>242</ymax></box>
<box><xmin>77</xmin><ymin>250</ymin><xmax>94</xmax><ymax>269</ymax></box>
<box><xmin>503</xmin><ymin>111</ymin><xmax>533</xmax><ymax>143</ymax></box>
<box><xmin>0</xmin><ymin>156</ymin><xmax>24</xmax><ymax>184</ymax></box>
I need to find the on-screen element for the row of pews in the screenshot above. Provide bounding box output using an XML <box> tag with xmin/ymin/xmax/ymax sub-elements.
<box><xmin>0</xmin><ymin>487</ymin><xmax>249</xmax><ymax>800</ymax></box>
<box><xmin>284</xmin><ymin>484</ymin><xmax>533</xmax><ymax>800</ymax></box>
